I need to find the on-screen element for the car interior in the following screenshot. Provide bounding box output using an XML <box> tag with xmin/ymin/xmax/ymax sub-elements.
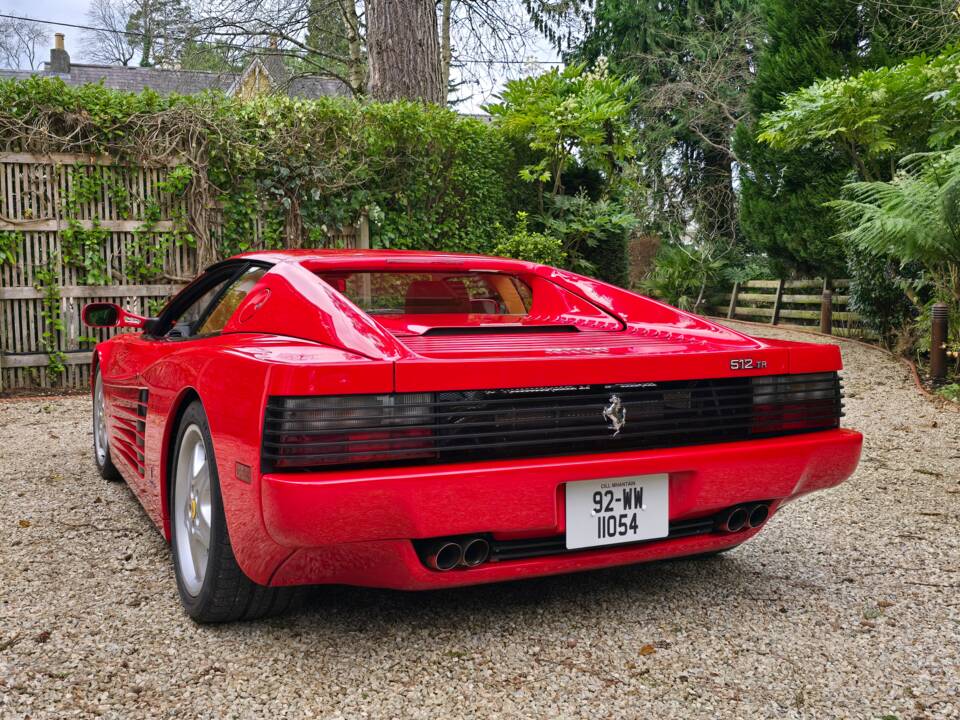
<box><xmin>317</xmin><ymin>271</ymin><xmax>530</xmax><ymax>316</ymax></box>
<box><xmin>157</xmin><ymin>264</ymin><xmax>268</xmax><ymax>339</ymax></box>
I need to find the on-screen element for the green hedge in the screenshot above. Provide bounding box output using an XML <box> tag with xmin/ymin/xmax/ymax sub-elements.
<box><xmin>0</xmin><ymin>79</ymin><xmax>514</xmax><ymax>258</ymax></box>
<box><xmin>357</xmin><ymin>103</ymin><xmax>512</xmax><ymax>253</ymax></box>
<box><xmin>0</xmin><ymin>78</ymin><xmax>632</xmax><ymax>283</ymax></box>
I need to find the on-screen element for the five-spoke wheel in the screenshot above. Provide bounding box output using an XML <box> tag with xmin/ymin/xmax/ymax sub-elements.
<box><xmin>92</xmin><ymin>368</ymin><xmax>121</xmax><ymax>481</ymax></box>
<box><xmin>169</xmin><ymin>400</ymin><xmax>297</xmax><ymax>622</ymax></box>
<box><xmin>173</xmin><ymin>424</ymin><xmax>212</xmax><ymax>597</ymax></box>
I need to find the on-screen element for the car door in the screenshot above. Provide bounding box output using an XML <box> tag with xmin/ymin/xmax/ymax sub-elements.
<box><xmin>103</xmin><ymin>262</ymin><xmax>268</xmax><ymax>509</ymax></box>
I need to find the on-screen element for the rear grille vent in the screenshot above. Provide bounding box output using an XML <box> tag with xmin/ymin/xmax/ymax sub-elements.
<box><xmin>262</xmin><ymin>372</ymin><xmax>842</xmax><ymax>472</ymax></box>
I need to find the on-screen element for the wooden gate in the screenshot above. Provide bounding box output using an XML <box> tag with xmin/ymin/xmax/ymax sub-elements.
<box><xmin>715</xmin><ymin>278</ymin><xmax>874</xmax><ymax>338</ymax></box>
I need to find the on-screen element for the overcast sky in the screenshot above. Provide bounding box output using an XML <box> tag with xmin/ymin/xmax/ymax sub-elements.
<box><xmin>3</xmin><ymin>0</ymin><xmax>561</xmax><ymax>112</ymax></box>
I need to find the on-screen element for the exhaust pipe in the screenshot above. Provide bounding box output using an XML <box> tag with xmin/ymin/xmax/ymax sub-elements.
<box><xmin>424</xmin><ymin>540</ymin><xmax>463</xmax><ymax>571</ymax></box>
<box><xmin>461</xmin><ymin>537</ymin><xmax>490</xmax><ymax>567</ymax></box>
<box><xmin>747</xmin><ymin>503</ymin><xmax>770</xmax><ymax>529</ymax></box>
<box><xmin>717</xmin><ymin>506</ymin><xmax>749</xmax><ymax>533</ymax></box>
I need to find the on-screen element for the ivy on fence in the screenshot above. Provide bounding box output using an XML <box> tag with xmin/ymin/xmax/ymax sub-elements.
<box><xmin>33</xmin><ymin>261</ymin><xmax>66</xmax><ymax>376</ymax></box>
<box><xmin>0</xmin><ymin>77</ymin><xmax>515</xmax><ymax>268</ymax></box>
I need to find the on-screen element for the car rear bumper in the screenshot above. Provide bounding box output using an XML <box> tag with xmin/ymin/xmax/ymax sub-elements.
<box><xmin>260</xmin><ymin>428</ymin><xmax>862</xmax><ymax>589</ymax></box>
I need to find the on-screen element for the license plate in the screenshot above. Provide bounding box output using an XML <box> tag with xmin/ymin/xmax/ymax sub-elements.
<box><xmin>565</xmin><ymin>474</ymin><xmax>669</xmax><ymax>550</ymax></box>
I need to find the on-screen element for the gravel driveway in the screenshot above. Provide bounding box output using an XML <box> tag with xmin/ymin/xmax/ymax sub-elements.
<box><xmin>2</xmin><ymin>322</ymin><xmax>958</xmax><ymax>719</ymax></box>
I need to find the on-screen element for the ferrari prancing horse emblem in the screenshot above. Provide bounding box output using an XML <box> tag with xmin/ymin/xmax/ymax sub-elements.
<box><xmin>602</xmin><ymin>394</ymin><xmax>626</xmax><ymax>436</ymax></box>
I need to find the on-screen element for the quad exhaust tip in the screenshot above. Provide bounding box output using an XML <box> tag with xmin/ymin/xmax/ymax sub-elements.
<box><xmin>462</xmin><ymin>537</ymin><xmax>490</xmax><ymax>567</ymax></box>
<box><xmin>424</xmin><ymin>502</ymin><xmax>773</xmax><ymax>571</ymax></box>
<box><xmin>748</xmin><ymin>503</ymin><xmax>770</xmax><ymax>528</ymax></box>
<box><xmin>719</xmin><ymin>506</ymin><xmax>749</xmax><ymax>533</ymax></box>
<box><xmin>422</xmin><ymin>536</ymin><xmax>490</xmax><ymax>571</ymax></box>
<box><xmin>716</xmin><ymin>502</ymin><xmax>771</xmax><ymax>534</ymax></box>
<box><xmin>425</xmin><ymin>540</ymin><xmax>463</xmax><ymax>571</ymax></box>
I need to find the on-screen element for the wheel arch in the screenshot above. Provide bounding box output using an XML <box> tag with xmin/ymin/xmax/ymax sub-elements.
<box><xmin>89</xmin><ymin>350</ymin><xmax>99</xmax><ymax>393</ymax></box>
<box><xmin>160</xmin><ymin>387</ymin><xmax>203</xmax><ymax>541</ymax></box>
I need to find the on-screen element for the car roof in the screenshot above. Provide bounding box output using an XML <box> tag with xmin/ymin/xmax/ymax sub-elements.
<box><xmin>231</xmin><ymin>248</ymin><xmax>539</xmax><ymax>272</ymax></box>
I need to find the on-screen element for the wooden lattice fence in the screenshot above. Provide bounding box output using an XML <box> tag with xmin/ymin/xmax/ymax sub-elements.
<box><xmin>0</xmin><ymin>152</ymin><xmax>365</xmax><ymax>393</ymax></box>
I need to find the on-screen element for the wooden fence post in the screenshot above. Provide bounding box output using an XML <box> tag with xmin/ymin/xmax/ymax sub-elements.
<box><xmin>820</xmin><ymin>289</ymin><xmax>833</xmax><ymax>335</ymax></box>
<box><xmin>358</xmin><ymin>210</ymin><xmax>372</xmax><ymax>306</ymax></box>
<box><xmin>931</xmin><ymin>302</ymin><xmax>949</xmax><ymax>380</ymax></box>
<box><xmin>727</xmin><ymin>281</ymin><xmax>739</xmax><ymax>319</ymax></box>
<box><xmin>771</xmin><ymin>279</ymin><xmax>785</xmax><ymax>325</ymax></box>
<box><xmin>358</xmin><ymin>210</ymin><xmax>370</xmax><ymax>250</ymax></box>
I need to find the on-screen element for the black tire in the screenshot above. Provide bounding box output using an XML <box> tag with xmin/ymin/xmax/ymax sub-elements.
<box><xmin>169</xmin><ymin>400</ymin><xmax>298</xmax><ymax>623</ymax></box>
<box><xmin>93</xmin><ymin>368</ymin><xmax>122</xmax><ymax>482</ymax></box>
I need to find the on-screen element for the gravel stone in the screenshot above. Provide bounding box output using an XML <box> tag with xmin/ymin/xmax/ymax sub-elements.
<box><xmin>1</xmin><ymin>323</ymin><xmax>958</xmax><ymax>719</ymax></box>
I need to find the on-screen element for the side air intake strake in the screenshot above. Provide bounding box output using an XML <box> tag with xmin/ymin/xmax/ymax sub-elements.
<box><xmin>262</xmin><ymin>372</ymin><xmax>842</xmax><ymax>472</ymax></box>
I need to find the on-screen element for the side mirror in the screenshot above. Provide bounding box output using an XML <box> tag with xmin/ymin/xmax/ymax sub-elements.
<box><xmin>82</xmin><ymin>302</ymin><xmax>149</xmax><ymax>329</ymax></box>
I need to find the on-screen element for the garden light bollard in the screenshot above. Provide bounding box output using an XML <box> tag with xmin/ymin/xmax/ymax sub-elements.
<box><xmin>930</xmin><ymin>302</ymin><xmax>949</xmax><ymax>380</ymax></box>
<box><xmin>820</xmin><ymin>290</ymin><xmax>833</xmax><ymax>335</ymax></box>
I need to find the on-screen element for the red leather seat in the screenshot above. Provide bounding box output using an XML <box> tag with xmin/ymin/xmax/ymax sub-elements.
<box><xmin>404</xmin><ymin>280</ymin><xmax>470</xmax><ymax>314</ymax></box>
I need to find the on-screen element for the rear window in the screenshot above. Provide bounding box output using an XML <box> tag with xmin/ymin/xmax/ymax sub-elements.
<box><xmin>317</xmin><ymin>271</ymin><xmax>532</xmax><ymax>315</ymax></box>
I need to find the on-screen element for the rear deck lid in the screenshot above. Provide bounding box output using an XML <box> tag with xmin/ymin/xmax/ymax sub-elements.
<box><xmin>393</xmin><ymin>326</ymin><xmax>790</xmax><ymax>391</ymax></box>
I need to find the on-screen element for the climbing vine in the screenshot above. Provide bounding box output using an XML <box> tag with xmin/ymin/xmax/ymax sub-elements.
<box><xmin>61</xmin><ymin>165</ymin><xmax>111</xmax><ymax>285</ymax></box>
<box><xmin>0</xmin><ymin>230</ymin><xmax>23</xmax><ymax>264</ymax></box>
<box><xmin>128</xmin><ymin>164</ymin><xmax>195</xmax><ymax>281</ymax></box>
<box><xmin>55</xmin><ymin>162</ymin><xmax>198</xmax><ymax>284</ymax></box>
<box><xmin>33</xmin><ymin>261</ymin><xmax>66</xmax><ymax>377</ymax></box>
<box><xmin>0</xmin><ymin>78</ymin><xmax>517</xmax><ymax>265</ymax></box>
<box><xmin>0</xmin><ymin>76</ymin><xmax>564</xmax><ymax>387</ymax></box>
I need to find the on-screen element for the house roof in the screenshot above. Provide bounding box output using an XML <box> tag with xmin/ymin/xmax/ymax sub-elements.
<box><xmin>0</xmin><ymin>44</ymin><xmax>350</xmax><ymax>99</ymax></box>
<box><xmin>0</xmin><ymin>63</ymin><xmax>238</xmax><ymax>95</ymax></box>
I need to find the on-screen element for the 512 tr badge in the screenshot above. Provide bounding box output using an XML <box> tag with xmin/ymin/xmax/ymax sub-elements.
<box><xmin>730</xmin><ymin>358</ymin><xmax>768</xmax><ymax>370</ymax></box>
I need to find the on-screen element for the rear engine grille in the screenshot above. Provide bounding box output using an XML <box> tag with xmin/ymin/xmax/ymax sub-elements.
<box><xmin>262</xmin><ymin>372</ymin><xmax>842</xmax><ymax>472</ymax></box>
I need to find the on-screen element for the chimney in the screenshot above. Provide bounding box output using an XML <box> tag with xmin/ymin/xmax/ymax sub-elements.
<box><xmin>49</xmin><ymin>33</ymin><xmax>70</xmax><ymax>73</ymax></box>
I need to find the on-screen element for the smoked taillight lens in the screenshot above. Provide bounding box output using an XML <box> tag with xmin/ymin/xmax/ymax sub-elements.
<box><xmin>750</xmin><ymin>373</ymin><xmax>841</xmax><ymax>435</ymax></box>
<box><xmin>263</xmin><ymin>394</ymin><xmax>436</xmax><ymax>469</ymax></box>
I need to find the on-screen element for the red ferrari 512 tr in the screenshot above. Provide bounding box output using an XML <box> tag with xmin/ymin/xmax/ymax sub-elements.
<box><xmin>82</xmin><ymin>250</ymin><xmax>862</xmax><ymax>622</ymax></box>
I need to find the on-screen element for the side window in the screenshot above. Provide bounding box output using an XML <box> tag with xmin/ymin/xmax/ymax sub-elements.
<box><xmin>164</xmin><ymin>276</ymin><xmax>235</xmax><ymax>338</ymax></box>
<box><xmin>196</xmin><ymin>266</ymin><xmax>268</xmax><ymax>336</ymax></box>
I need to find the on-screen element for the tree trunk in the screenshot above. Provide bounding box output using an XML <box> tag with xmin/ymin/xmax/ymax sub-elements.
<box><xmin>440</xmin><ymin>0</ymin><xmax>452</xmax><ymax>100</ymax></box>
<box><xmin>366</xmin><ymin>0</ymin><xmax>443</xmax><ymax>103</ymax></box>
<box><xmin>285</xmin><ymin>197</ymin><xmax>303</xmax><ymax>249</ymax></box>
<box><xmin>338</xmin><ymin>0</ymin><xmax>366</xmax><ymax>94</ymax></box>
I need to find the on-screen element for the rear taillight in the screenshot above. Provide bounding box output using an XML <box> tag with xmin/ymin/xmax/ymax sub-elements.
<box><xmin>263</xmin><ymin>373</ymin><xmax>843</xmax><ymax>472</ymax></box>
<box><xmin>750</xmin><ymin>373</ymin><xmax>841</xmax><ymax>435</ymax></box>
<box><xmin>263</xmin><ymin>394</ymin><xmax>436</xmax><ymax>469</ymax></box>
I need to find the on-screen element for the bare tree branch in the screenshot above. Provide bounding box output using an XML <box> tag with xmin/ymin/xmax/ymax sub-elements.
<box><xmin>0</xmin><ymin>13</ymin><xmax>47</xmax><ymax>70</ymax></box>
<box><xmin>83</xmin><ymin>0</ymin><xmax>137</xmax><ymax>66</ymax></box>
<box><xmin>856</xmin><ymin>0</ymin><xmax>960</xmax><ymax>54</ymax></box>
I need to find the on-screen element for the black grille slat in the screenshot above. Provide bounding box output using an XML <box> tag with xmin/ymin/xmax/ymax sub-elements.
<box><xmin>263</xmin><ymin>388</ymin><xmax>839</xmax><ymax>429</ymax></box>
<box><xmin>262</xmin><ymin>410</ymin><xmax>843</xmax><ymax>452</ymax></box>
<box><xmin>262</xmin><ymin>373</ymin><xmax>843</xmax><ymax>471</ymax></box>
<box><xmin>264</xmin><ymin>406</ymin><xmax>835</xmax><ymax>447</ymax></box>
<box><xmin>487</xmin><ymin>516</ymin><xmax>719</xmax><ymax>562</ymax></box>
<box><xmin>264</xmin><ymin>379</ymin><xmax>837</xmax><ymax>416</ymax></box>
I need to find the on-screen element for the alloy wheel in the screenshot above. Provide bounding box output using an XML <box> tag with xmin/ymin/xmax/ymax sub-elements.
<box><xmin>93</xmin><ymin>372</ymin><xmax>108</xmax><ymax>466</ymax></box>
<box><xmin>174</xmin><ymin>425</ymin><xmax>212</xmax><ymax>596</ymax></box>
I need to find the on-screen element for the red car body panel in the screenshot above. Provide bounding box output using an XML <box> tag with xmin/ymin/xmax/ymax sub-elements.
<box><xmin>91</xmin><ymin>249</ymin><xmax>863</xmax><ymax>590</ymax></box>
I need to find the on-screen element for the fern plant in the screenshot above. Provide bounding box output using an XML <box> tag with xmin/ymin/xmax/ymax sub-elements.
<box><xmin>828</xmin><ymin>147</ymin><xmax>960</xmax><ymax>305</ymax></box>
